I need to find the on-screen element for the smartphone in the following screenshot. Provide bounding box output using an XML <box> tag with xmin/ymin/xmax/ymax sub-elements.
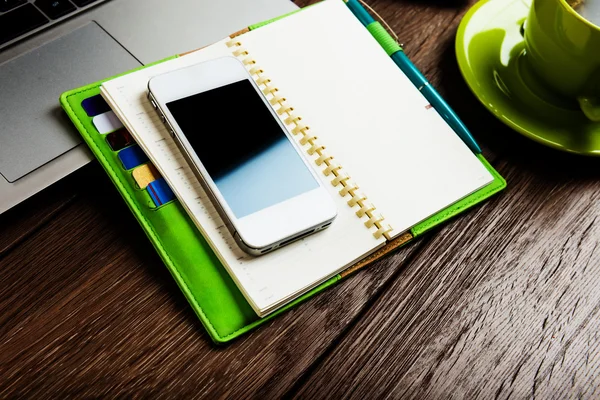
<box><xmin>147</xmin><ymin>56</ymin><xmax>337</xmax><ymax>256</ymax></box>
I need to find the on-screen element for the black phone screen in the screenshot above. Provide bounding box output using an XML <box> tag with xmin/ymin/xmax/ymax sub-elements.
<box><xmin>166</xmin><ymin>79</ymin><xmax>318</xmax><ymax>219</ymax></box>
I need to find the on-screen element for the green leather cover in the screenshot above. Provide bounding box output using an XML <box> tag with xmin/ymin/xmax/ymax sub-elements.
<box><xmin>60</xmin><ymin>79</ymin><xmax>504</xmax><ymax>344</ymax></box>
<box><xmin>61</xmin><ymin>82</ymin><xmax>345</xmax><ymax>343</ymax></box>
<box><xmin>59</xmin><ymin>3</ymin><xmax>506</xmax><ymax>343</ymax></box>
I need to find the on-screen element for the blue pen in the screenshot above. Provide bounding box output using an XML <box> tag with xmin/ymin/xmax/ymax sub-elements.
<box><xmin>345</xmin><ymin>0</ymin><xmax>482</xmax><ymax>154</ymax></box>
<box><xmin>390</xmin><ymin>52</ymin><xmax>481</xmax><ymax>154</ymax></box>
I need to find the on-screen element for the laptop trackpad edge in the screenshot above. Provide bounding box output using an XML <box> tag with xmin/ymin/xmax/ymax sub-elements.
<box><xmin>0</xmin><ymin>22</ymin><xmax>140</xmax><ymax>183</ymax></box>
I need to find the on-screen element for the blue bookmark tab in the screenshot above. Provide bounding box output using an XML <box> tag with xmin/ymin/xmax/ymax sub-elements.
<box><xmin>118</xmin><ymin>145</ymin><xmax>148</xmax><ymax>170</ymax></box>
<box><xmin>147</xmin><ymin>178</ymin><xmax>175</xmax><ymax>207</ymax></box>
<box><xmin>81</xmin><ymin>94</ymin><xmax>111</xmax><ymax>117</ymax></box>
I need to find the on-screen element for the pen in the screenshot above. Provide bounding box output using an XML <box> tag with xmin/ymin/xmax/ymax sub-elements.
<box><xmin>390</xmin><ymin>51</ymin><xmax>482</xmax><ymax>154</ymax></box>
<box><xmin>345</xmin><ymin>0</ymin><xmax>482</xmax><ymax>154</ymax></box>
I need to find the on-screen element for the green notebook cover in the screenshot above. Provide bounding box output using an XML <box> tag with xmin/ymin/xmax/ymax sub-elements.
<box><xmin>60</xmin><ymin>2</ymin><xmax>505</xmax><ymax>344</ymax></box>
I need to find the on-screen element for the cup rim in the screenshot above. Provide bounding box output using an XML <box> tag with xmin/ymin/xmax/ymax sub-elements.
<box><xmin>559</xmin><ymin>0</ymin><xmax>600</xmax><ymax>30</ymax></box>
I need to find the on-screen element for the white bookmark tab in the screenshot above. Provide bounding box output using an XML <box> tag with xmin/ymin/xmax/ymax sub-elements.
<box><xmin>92</xmin><ymin>111</ymin><xmax>123</xmax><ymax>134</ymax></box>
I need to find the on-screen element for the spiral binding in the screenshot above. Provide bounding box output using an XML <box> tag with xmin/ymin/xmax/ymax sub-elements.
<box><xmin>226</xmin><ymin>37</ymin><xmax>393</xmax><ymax>241</ymax></box>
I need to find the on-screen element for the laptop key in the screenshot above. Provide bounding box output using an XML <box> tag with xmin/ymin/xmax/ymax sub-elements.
<box><xmin>0</xmin><ymin>4</ymin><xmax>48</xmax><ymax>46</ymax></box>
<box><xmin>0</xmin><ymin>0</ymin><xmax>26</xmax><ymax>12</ymax></box>
<box><xmin>35</xmin><ymin>0</ymin><xmax>76</xmax><ymax>19</ymax></box>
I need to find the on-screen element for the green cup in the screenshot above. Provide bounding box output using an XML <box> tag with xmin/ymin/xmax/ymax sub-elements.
<box><xmin>525</xmin><ymin>0</ymin><xmax>600</xmax><ymax>121</ymax></box>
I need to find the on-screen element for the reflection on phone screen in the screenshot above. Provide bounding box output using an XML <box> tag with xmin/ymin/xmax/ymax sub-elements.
<box><xmin>167</xmin><ymin>79</ymin><xmax>318</xmax><ymax>218</ymax></box>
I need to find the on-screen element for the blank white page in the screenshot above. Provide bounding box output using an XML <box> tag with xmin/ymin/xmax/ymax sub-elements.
<box><xmin>101</xmin><ymin>38</ymin><xmax>385</xmax><ymax>316</ymax></box>
<box><xmin>240</xmin><ymin>0</ymin><xmax>494</xmax><ymax>236</ymax></box>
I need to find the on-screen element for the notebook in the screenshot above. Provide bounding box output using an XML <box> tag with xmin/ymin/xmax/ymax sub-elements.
<box><xmin>99</xmin><ymin>0</ymin><xmax>494</xmax><ymax>316</ymax></box>
<box><xmin>60</xmin><ymin>0</ymin><xmax>505</xmax><ymax>342</ymax></box>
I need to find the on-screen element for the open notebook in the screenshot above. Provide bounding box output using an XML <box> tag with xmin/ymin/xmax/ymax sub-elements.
<box><xmin>100</xmin><ymin>0</ymin><xmax>494</xmax><ymax>317</ymax></box>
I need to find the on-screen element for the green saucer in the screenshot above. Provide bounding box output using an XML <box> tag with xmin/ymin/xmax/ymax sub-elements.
<box><xmin>456</xmin><ymin>0</ymin><xmax>600</xmax><ymax>155</ymax></box>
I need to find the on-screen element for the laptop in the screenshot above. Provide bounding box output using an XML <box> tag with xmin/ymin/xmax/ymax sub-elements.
<box><xmin>0</xmin><ymin>0</ymin><xmax>297</xmax><ymax>214</ymax></box>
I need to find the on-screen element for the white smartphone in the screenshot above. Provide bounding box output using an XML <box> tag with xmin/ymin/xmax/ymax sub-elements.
<box><xmin>147</xmin><ymin>56</ymin><xmax>337</xmax><ymax>256</ymax></box>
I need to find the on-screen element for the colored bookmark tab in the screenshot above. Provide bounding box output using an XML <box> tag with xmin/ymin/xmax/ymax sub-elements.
<box><xmin>118</xmin><ymin>145</ymin><xmax>149</xmax><ymax>170</ymax></box>
<box><xmin>147</xmin><ymin>178</ymin><xmax>175</xmax><ymax>207</ymax></box>
<box><xmin>106</xmin><ymin>128</ymin><xmax>135</xmax><ymax>151</ymax></box>
<box><xmin>132</xmin><ymin>163</ymin><xmax>160</xmax><ymax>189</ymax></box>
<box><xmin>81</xmin><ymin>94</ymin><xmax>111</xmax><ymax>117</ymax></box>
<box><xmin>92</xmin><ymin>111</ymin><xmax>123</xmax><ymax>134</ymax></box>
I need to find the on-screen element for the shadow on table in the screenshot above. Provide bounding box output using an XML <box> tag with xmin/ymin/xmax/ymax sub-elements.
<box><xmin>76</xmin><ymin>163</ymin><xmax>211</xmax><ymax>340</ymax></box>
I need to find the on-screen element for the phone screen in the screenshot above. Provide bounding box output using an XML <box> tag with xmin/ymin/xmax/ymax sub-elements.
<box><xmin>166</xmin><ymin>79</ymin><xmax>319</xmax><ymax>219</ymax></box>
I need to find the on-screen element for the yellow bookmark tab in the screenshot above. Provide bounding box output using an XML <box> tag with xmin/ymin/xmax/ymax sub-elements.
<box><xmin>132</xmin><ymin>163</ymin><xmax>160</xmax><ymax>189</ymax></box>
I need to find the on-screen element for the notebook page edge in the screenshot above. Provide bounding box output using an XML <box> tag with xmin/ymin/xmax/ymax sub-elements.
<box><xmin>100</xmin><ymin>36</ymin><xmax>384</xmax><ymax>315</ymax></box>
<box><xmin>237</xmin><ymin>0</ymin><xmax>494</xmax><ymax>237</ymax></box>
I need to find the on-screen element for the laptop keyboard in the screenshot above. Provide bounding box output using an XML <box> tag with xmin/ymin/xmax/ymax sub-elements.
<box><xmin>0</xmin><ymin>0</ymin><xmax>106</xmax><ymax>49</ymax></box>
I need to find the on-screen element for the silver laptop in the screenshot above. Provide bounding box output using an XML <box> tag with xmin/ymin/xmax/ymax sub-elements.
<box><xmin>0</xmin><ymin>0</ymin><xmax>297</xmax><ymax>214</ymax></box>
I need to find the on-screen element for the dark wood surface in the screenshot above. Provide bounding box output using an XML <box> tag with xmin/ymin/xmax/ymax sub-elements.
<box><xmin>2</xmin><ymin>0</ymin><xmax>599</xmax><ymax>398</ymax></box>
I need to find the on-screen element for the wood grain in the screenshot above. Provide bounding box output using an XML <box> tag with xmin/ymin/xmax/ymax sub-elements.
<box><xmin>286</xmin><ymin>1</ymin><xmax>600</xmax><ymax>393</ymax></box>
<box><xmin>0</xmin><ymin>160</ymin><xmax>427</xmax><ymax>398</ymax></box>
<box><xmin>292</xmin><ymin>149</ymin><xmax>600</xmax><ymax>399</ymax></box>
<box><xmin>0</xmin><ymin>168</ymin><xmax>80</xmax><ymax>256</ymax></box>
<box><xmin>2</xmin><ymin>0</ymin><xmax>599</xmax><ymax>398</ymax></box>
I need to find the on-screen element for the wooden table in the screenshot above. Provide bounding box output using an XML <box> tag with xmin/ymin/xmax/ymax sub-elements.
<box><xmin>2</xmin><ymin>0</ymin><xmax>600</xmax><ymax>397</ymax></box>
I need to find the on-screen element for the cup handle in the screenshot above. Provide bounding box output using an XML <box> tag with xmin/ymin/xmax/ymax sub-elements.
<box><xmin>578</xmin><ymin>96</ymin><xmax>600</xmax><ymax>122</ymax></box>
